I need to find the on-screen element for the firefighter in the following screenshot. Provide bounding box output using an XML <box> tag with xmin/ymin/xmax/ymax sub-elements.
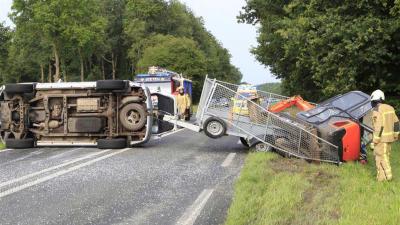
<box><xmin>370</xmin><ymin>90</ymin><xmax>399</xmax><ymax>181</ymax></box>
<box><xmin>176</xmin><ymin>86</ymin><xmax>191</xmax><ymax>120</ymax></box>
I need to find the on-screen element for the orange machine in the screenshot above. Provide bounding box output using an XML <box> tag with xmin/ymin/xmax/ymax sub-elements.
<box><xmin>269</xmin><ymin>96</ymin><xmax>315</xmax><ymax>113</ymax></box>
<box><xmin>330</xmin><ymin>120</ymin><xmax>361</xmax><ymax>162</ymax></box>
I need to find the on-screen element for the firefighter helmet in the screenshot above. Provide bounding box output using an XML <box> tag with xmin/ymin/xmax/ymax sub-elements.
<box><xmin>371</xmin><ymin>90</ymin><xmax>385</xmax><ymax>102</ymax></box>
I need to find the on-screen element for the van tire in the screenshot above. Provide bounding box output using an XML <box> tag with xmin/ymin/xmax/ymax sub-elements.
<box><xmin>97</xmin><ymin>138</ymin><xmax>127</xmax><ymax>149</ymax></box>
<box><xmin>119</xmin><ymin>103</ymin><xmax>147</xmax><ymax>131</ymax></box>
<box><xmin>5</xmin><ymin>138</ymin><xmax>35</xmax><ymax>149</ymax></box>
<box><xmin>96</xmin><ymin>80</ymin><xmax>127</xmax><ymax>91</ymax></box>
<box><xmin>4</xmin><ymin>84</ymin><xmax>34</xmax><ymax>94</ymax></box>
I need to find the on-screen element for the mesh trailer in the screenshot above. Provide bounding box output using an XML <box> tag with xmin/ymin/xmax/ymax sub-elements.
<box><xmin>159</xmin><ymin>76</ymin><xmax>373</xmax><ymax>164</ymax></box>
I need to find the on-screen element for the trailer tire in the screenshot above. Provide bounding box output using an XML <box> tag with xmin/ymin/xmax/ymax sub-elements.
<box><xmin>4</xmin><ymin>84</ymin><xmax>34</xmax><ymax>94</ymax></box>
<box><xmin>97</xmin><ymin>138</ymin><xmax>127</xmax><ymax>149</ymax></box>
<box><xmin>204</xmin><ymin>117</ymin><xmax>226</xmax><ymax>139</ymax></box>
<box><xmin>96</xmin><ymin>80</ymin><xmax>127</xmax><ymax>91</ymax></box>
<box><xmin>119</xmin><ymin>103</ymin><xmax>147</xmax><ymax>131</ymax></box>
<box><xmin>5</xmin><ymin>138</ymin><xmax>35</xmax><ymax>149</ymax></box>
<box><xmin>240</xmin><ymin>137</ymin><xmax>249</xmax><ymax>147</ymax></box>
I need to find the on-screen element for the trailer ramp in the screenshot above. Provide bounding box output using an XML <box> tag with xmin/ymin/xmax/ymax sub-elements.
<box><xmin>196</xmin><ymin>77</ymin><xmax>340</xmax><ymax>164</ymax></box>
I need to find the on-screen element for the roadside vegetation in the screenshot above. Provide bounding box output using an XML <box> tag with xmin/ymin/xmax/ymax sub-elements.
<box><xmin>0</xmin><ymin>0</ymin><xmax>241</xmax><ymax>102</ymax></box>
<box><xmin>239</xmin><ymin>0</ymin><xmax>400</xmax><ymax>112</ymax></box>
<box><xmin>257</xmin><ymin>83</ymin><xmax>282</xmax><ymax>95</ymax></box>
<box><xmin>0</xmin><ymin>142</ymin><xmax>5</xmax><ymax>150</ymax></box>
<box><xmin>225</xmin><ymin>142</ymin><xmax>400</xmax><ymax>225</ymax></box>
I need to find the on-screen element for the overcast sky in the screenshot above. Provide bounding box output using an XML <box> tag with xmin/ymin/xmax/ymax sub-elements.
<box><xmin>0</xmin><ymin>0</ymin><xmax>277</xmax><ymax>84</ymax></box>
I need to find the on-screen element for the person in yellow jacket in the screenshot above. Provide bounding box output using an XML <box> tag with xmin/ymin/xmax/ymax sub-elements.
<box><xmin>370</xmin><ymin>90</ymin><xmax>399</xmax><ymax>181</ymax></box>
<box><xmin>176</xmin><ymin>86</ymin><xmax>191</xmax><ymax>120</ymax></box>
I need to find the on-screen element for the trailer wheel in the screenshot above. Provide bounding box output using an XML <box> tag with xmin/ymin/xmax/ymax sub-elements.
<box><xmin>5</xmin><ymin>138</ymin><xmax>35</xmax><ymax>149</ymax></box>
<box><xmin>119</xmin><ymin>103</ymin><xmax>147</xmax><ymax>131</ymax></box>
<box><xmin>96</xmin><ymin>80</ymin><xmax>127</xmax><ymax>91</ymax></box>
<box><xmin>97</xmin><ymin>138</ymin><xmax>127</xmax><ymax>149</ymax></box>
<box><xmin>204</xmin><ymin>117</ymin><xmax>226</xmax><ymax>139</ymax></box>
<box><xmin>254</xmin><ymin>142</ymin><xmax>272</xmax><ymax>152</ymax></box>
<box><xmin>4</xmin><ymin>84</ymin><xmax>34</xmax><ymax>94</ymax></box>
<box><xmin>240</xmin><ymin>137</ymin><xmax>249</xmax><ymax>147</ymax></box>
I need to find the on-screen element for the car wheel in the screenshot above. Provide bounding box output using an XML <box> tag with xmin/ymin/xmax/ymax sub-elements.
<box><xmin>240</xmin><ymin>137</ymin><xmax>249</xmax><ymax>147</ymax></box>
<box><xmin>119</xmin><ymin>103</ymin><xmax>147</xmax><ymax>131</ymax></box>
<box><xmin>5</xmin><ymin>138</ymin><xmax>35</xmax><ymax>149</ymax></box>
<box><xmin>97</xmin><ymin>138</ymin><xmax>127</xmax><ymax>149</ymax></box>
<box><xmin>204</xmin><ymin>117</ymin><xmax>226</xmax><ymax>139</ymax></box>
<box><xmin>96</xmin><ymin>80</ymin><xmax>127</xmax><ymax>91</ymax></box>
<box><xmin>4</xmin><ymin>84</ymin><xmax>34</xmax><ymax>94</ymax></box>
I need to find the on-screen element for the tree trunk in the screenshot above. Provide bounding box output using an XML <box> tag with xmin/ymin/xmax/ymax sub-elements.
<box><xmin>48</xmin><ymin>63</ymin><xmax>52</xmax><ymax>83</ymax></box>
<box><xmin>79</xmin><ymin>48</ymin><xmax>84</xmax><ymax>82</ymax></box>
<box><xmin>64</xmin><ymin>65</ymin><xmax>68</xmax><ymax>82</ymax></box>
<box><xmin>102</xmin><ymin>58</ymin><xmax>105</xmax><ymax>80</ymax></box>
<box><xmin>53</xmin><ymin>44</ymin><xmax>60</xmax><ymax>82</ymax></box>
<box><xmin>111</xmin><ymin>52</ymin><xmax>117</xmax><ymax>80</ymax></box>
<box><xmin>40</xmin><ymin>64</ymin><xmax>44</xmax><ymax>83</ymax></box>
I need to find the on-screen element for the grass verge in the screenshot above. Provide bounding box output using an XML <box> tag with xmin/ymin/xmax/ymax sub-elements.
<box><xmin>0</xmin><ymin>142</ymin><xmax>5</xmax><ymax>150</ymax></box>
<box><xmin>225</xmin><ymin>142</ymin><xmax>400</xmax><ymax>225</ymax></box>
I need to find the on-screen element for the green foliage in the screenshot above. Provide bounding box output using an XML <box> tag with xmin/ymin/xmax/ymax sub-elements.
<box><xmin>121</xmin><ymin>0</ymin><xmax>242</xmax><ymax>100</ymax></box>
<box><xmin>239</xmin><ymin>0</ymin><xmax>400</xmax><ymax>109</ymax></box>
<box><xmin>257</xmin><ymin>82</ymin><xmax>282</xmax><ymax>95</ymax></box>
<box><xmin>137</xmin><ymin>35</ymin><xmax>207</xmax><ymax>100</ymax></box>
<box><xmin>226</xmin><ymin>142</ymin><xmax>400</xmax><ymax>225</ymax></box>
<box><xmin>1</xmin><ymin>0</ymin><xmax>241</xmax><ymax>92</ymax></box>
<box><xmin>0</xmin><ymin>23</ymin><xmax>12</xmax><ymax>83</ymax></box>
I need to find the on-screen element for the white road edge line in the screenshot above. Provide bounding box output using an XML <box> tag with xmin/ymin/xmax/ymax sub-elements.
<box><xmin>0</xmin><ymin>150</ymin><xmax>109</xmax><ymax>189</ymax></box>
<box><xmin>0</xmin><ymin>148</ymin><xmax>130</xmax><ymax>198</ymax></box>
<box><xmin>176</xmin><ymin>189</ymin><xmax>214</xmax><ymax>225</ymax></box>
<box><xmin>221</xmin><ymin>153</ymin><xmax>236</xmax><ymax>167</ymax></box>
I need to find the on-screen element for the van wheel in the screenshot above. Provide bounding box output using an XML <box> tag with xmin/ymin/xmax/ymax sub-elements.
<box><xmin>4</xmin><ymin>84</ymin><xmax>34</xmax><ymax>94</ymax></box>
<box><xmin>5</xmin><ymin>138</ymin><xmax>35</xmax><ymax>149</ymax></box>
<box><xmin>204</xmin><ymin>117</ymin><xmax>226</xmax><ymax>139</ymax></box>
<box><xmin>97</xmin><ymin>138</ymin><xmax>127</xmax><ymax>149</ymax></box>
<box><xmin>96</xmin><ymin>80</ymin><xmax>127</xmax><ymax>91</ymax></box>
<box><xmin>119</xmin><ymin>103</ymin><xmax>147</xmax><ymax>131</ymax></box>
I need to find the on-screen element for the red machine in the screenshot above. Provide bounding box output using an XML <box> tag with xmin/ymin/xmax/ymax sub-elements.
<box><xmin>330</xmin><ymin>120</ymin><xmax>361</xmax><ymax>161</ymax></box>
<box><xmin>271</xmin><ymin>95</ymin><xmax>361</xmax><ymax>162</ymax></box>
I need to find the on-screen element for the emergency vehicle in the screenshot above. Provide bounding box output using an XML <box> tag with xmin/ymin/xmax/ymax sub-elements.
<box><xmin>134</xmin><ymin>67</ymin><xmax>193</xmax><ymax>133</ymax></box>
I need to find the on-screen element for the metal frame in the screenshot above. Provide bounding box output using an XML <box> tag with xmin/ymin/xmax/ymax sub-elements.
<box><xmin>193</xmin><ymin>77</ymin><xmax>340</xmax><ymax>164</ymax></box>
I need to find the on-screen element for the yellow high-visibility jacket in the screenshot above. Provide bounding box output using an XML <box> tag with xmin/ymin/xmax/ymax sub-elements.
<box><xmin>176</xmin><ymin>93</ymin><xmax>191</xmax><ymax>114</ymax></box>
<box><xmin>372</xmin><ymin>103</ymin><xmax>399</xmax><ymax>143</ymax></box>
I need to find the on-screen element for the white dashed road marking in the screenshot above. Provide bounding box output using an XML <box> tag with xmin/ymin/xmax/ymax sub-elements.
<box><xmin>221</xmin><ymin>153</ymin><xmax>236</xmax><ymax>167</ymax></box>
<box><xmin>176</xmin><ymin>189</ymin><xmax>214</xmax><ymax>225</ymax></box>
<box><xmin>0</xmin><ymin>148</ymin><xmax>130</xmax><ymax>198</ymax></box>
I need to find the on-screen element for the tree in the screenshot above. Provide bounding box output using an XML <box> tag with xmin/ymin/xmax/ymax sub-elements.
<box><xmin>239</xmin><ymin>0</ymin><xmax>400</xmax><ymax>106</ymax></box>
<box><xmin>137</xmin><ymin>35</ymin><xmax>207</xmax><ymax>100</ymax></box>
<box><xmin>0</xmin><ymin>23</ymin><xmax>12</xmax><ymax>84</ymax></box>
<box><xmin>4</xmin><ymin>0</ymin><xmax>241</xmax><ymax>92</ymax></box>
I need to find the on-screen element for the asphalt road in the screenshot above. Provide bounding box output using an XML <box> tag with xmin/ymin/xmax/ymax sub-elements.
<box><xmin>0</xmin><ymin>129</ymin><xmax>247</xmax><ymax>225</ymax></box>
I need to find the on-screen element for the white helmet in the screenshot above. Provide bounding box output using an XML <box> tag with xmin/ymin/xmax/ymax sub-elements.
<box><xmin>371</xmin><ymin>90</ymin><xmax>385</xmax><ymax>102</ymax></box>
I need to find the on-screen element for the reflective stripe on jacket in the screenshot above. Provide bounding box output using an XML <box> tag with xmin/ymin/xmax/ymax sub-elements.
<box><xmin>372</xmin><ymin>104</ymin><xmax>399</xmax><ymax>143</ymax></box>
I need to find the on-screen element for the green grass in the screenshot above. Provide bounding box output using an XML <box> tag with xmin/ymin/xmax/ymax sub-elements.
<box><xmin>225</xmin><ymin>142</ymin><xmax>400</xmax><ymax>225</ymax></box>
<box><xmin>0</xmin><ymin>142</ymin><xmax>5</xmax><ymax>150</ymax></box>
